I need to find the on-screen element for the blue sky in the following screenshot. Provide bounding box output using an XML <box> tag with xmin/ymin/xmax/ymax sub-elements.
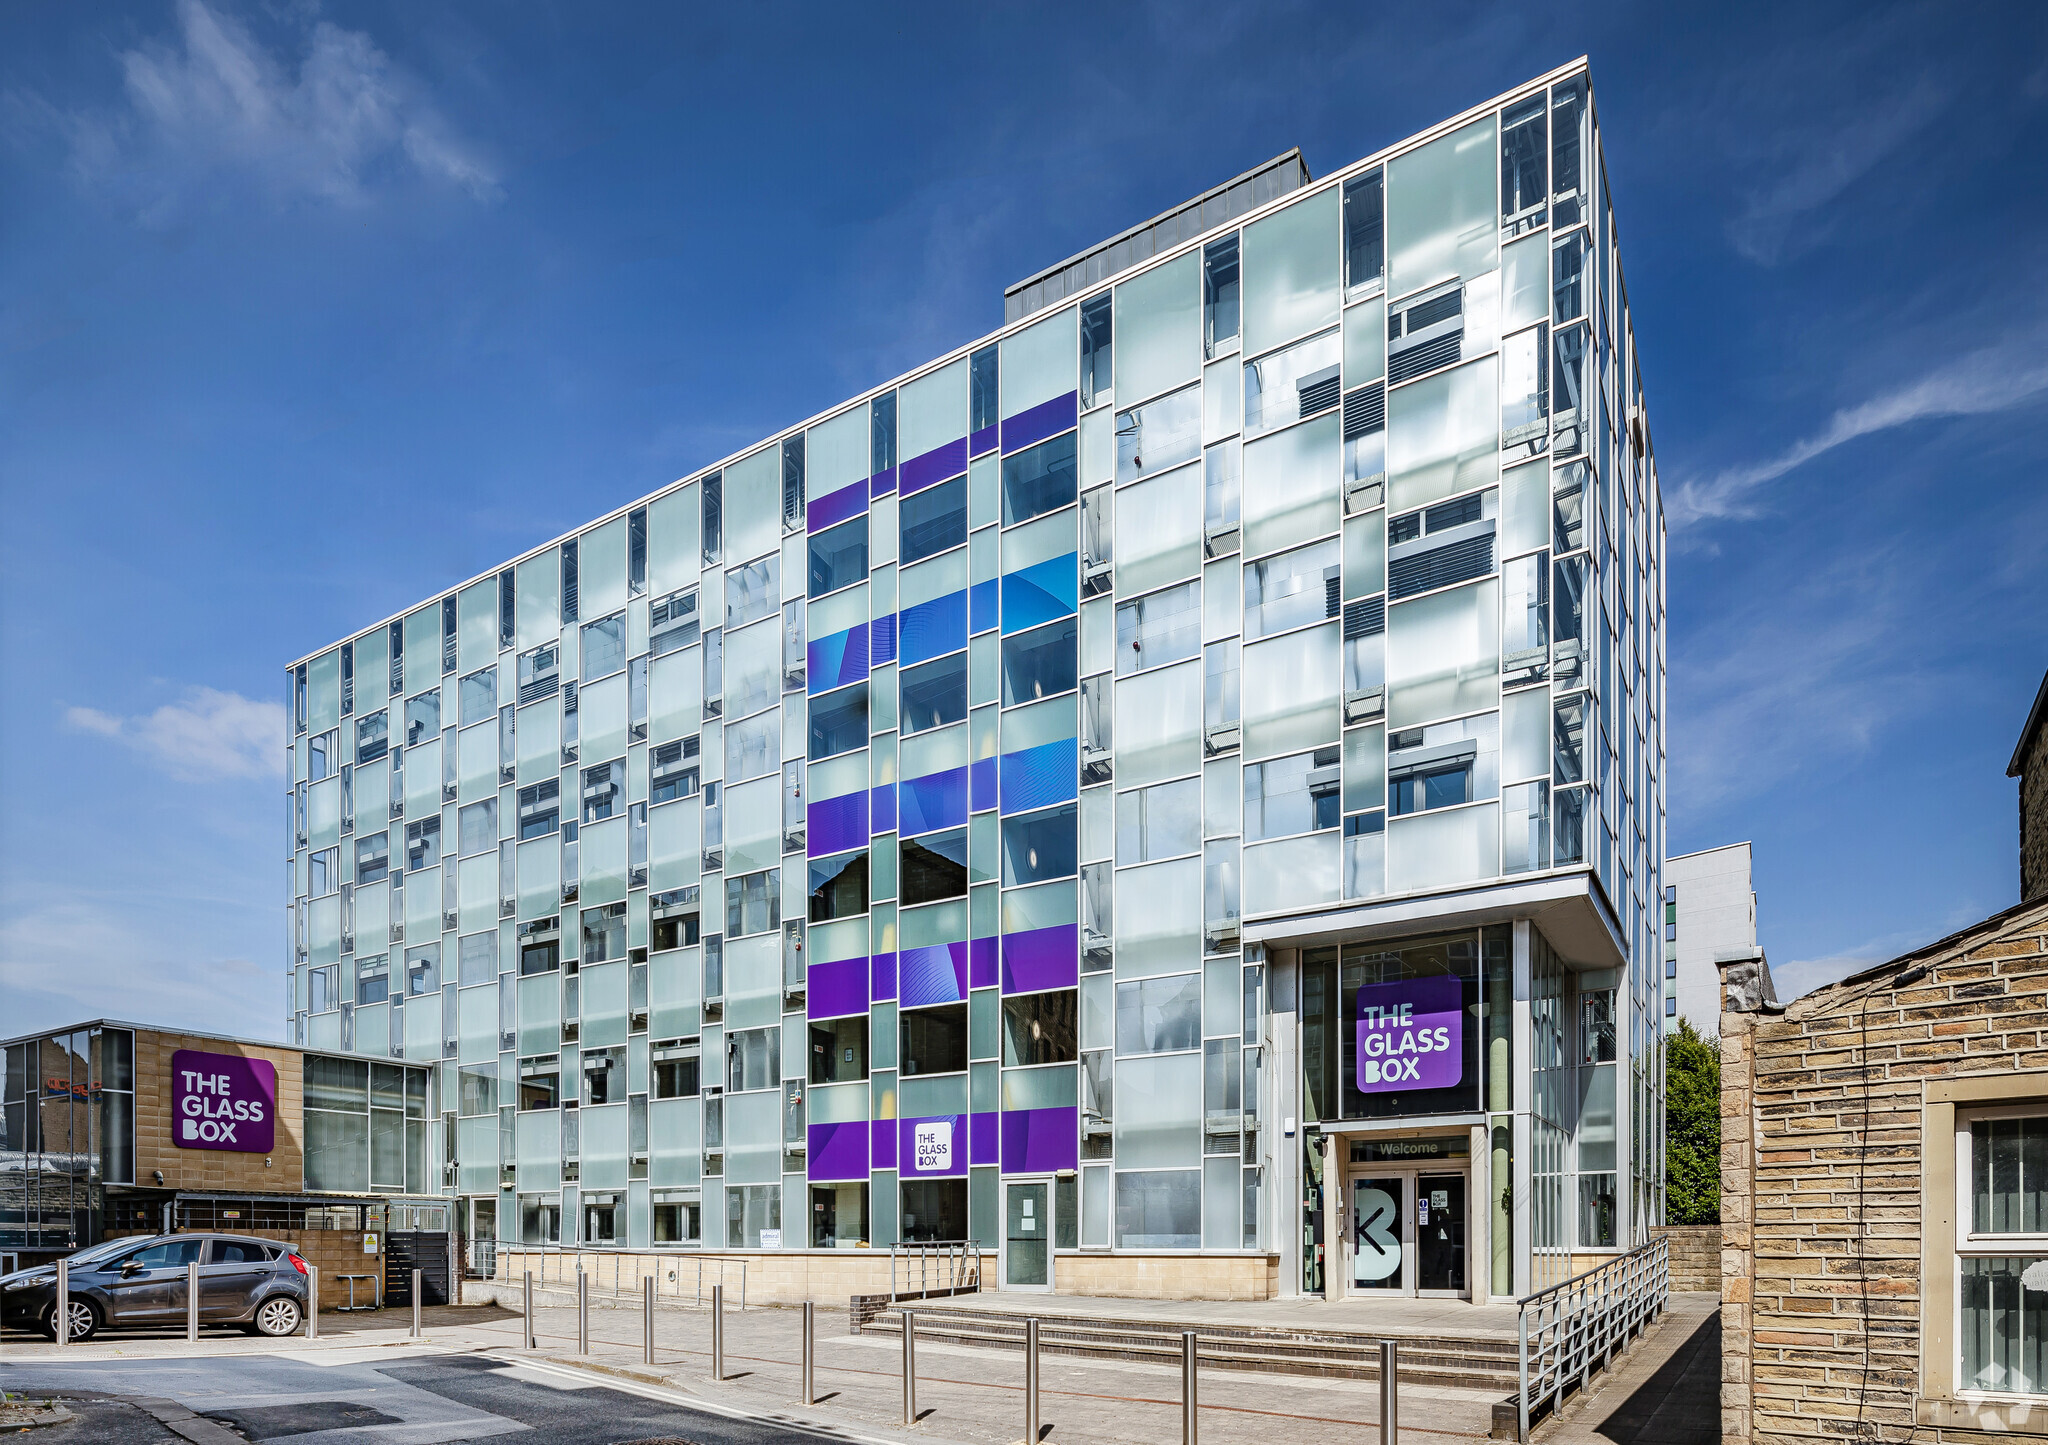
<box><xmin>3</xmin><ymin>1</ymin><xmax>2045</xmax><ymax>1039</ymax></box>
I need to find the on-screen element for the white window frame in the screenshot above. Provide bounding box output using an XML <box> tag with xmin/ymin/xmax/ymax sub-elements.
<box><xmin>1951</xmin><ymin>1103</ymin><xmax>2048</xmax><ymax>1403</ymax></box>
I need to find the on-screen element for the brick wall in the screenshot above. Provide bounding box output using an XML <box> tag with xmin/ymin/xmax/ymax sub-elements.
<box><xmin>1720</xmin><ymin>896</ymin><xmax>2048</xmax><ymax>1444</ymax></box>
<box><xmin>133</xmin><ymin>1030</ymin><xmax>305</xmax><ymax>1195</ymax></box>
<box><xmin>1651</xmin><ymin>1224</ymin><xmax>1718</xmax><ymax>1292</ymax></box>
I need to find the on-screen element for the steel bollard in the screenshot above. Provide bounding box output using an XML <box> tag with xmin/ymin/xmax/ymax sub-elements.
<box><xmin>711</xmin><ymin>1284</ymin><xmax>725</xmax><ymax>1380</ymax></box>
<box><xmin>1026</xmin><ymin>1317</ymin><xmax>1041</xmax><ymax>1443</ymax></box>
<box><xmin>644</xmin><ymin>1275</ymin><xmax>655</xmax><ymax>1365</ymax></box>
<box><xmin>187</xmin><ymin>1260</ymin><xmax>200</xmax><ymax>1342</ymax></box>
<box><xmin>307</xmin><ymin>1266</ymin><xmax>319</xmax><ymax>1338</ymax></box>
<box><xmin>524</xmin><ymin>1270</ymin><xmax>536</xmax><ymax>1349</ymax></box>
<box><xmin>901</xmin><ymin>1310</ymin><xmax>918</xmax><ymax>1425</ymax></box>
<box><xmin>53</xmin><ymin>1260</ymin><xmax>69</xmax><ymax>1348</ymax></box>
<box><xmin>1379</xmin><ymin>1338</ymin><xmax>1399</xmax><ymax>1443</ymax></box>
<box><xmin>577</xmin><ymin>1270</ymin><xmax>589</xmax><ymax>1353</ymax></box>
<box><xmin>412</xmin><ymin>1268</ymin><xmax>422</xmax><ymax>1339</ymax></box>
<box><xmin>801</xmin><ymin>1301</ymin><xmax>815</xmax><ymax>1406</ymax></box>
<box><xmin>1181</xmin><ymin>1331</ymin><xmax>1198</xmax><ymax>1444</ymax></box>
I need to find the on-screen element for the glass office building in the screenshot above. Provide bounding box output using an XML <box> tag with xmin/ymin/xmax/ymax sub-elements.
<box><xmin>284</xmin><ymin>62</ymin><xmax>1664</xmax><ymax>1301</ymax></box>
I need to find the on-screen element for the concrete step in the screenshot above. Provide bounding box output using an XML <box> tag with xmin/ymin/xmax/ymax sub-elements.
<box><xmin>859</xmin><ymin>1305</ymin><xmax>1521</xmax><ymax>1390</ymax></box>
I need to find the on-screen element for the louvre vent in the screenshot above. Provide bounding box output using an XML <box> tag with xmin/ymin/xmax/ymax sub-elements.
<box><xmin>1343</xmin><ymin>596</ymin><xmax>1386</xmax><ymax>640</ymax></box>
<box><xmin>1295</xmin><ymin>364</ymin><xmax>1342</xmax><ymax>419</ymax></box>
<box><xmin>1404</xmin><ymin>290</ymin><xmax>1463</xmax><ymax>332</ymax></box>
<box><xmin>1388</xmin><ymin>331</ymin><xmax>1461</xmax><ymax>384</ymax></box>
<box><xmin>1343</xmin><ymin>383</ymin><xmax>1386</xmax><ymax>441</ymax></box>
<box><xmin>561</xmin><ymin>540</ymin><xmax>579</xmax><ymax>623</ymax></box>
<box><xmin>1389</xmin><ymin>534</ymin><xmax>1494</xmax><ymax>599</ymax></box>
<box><xmin>1324</xmin><ymin>571</ymin><xmax>1342</xmax><ymax>620</ymax></box>
<box><xmin>518</xmin><ymin>676</ymin><xmax>558</xmax><ymax>706</ymax></box>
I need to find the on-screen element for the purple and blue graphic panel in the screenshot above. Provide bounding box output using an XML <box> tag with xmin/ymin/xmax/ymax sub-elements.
<box><xmin>871</xmin><ymin>613</ymin><xmax>898</xmax><ymax>666</ymax></box>
<box><xmin>807</xmin><ymin>790</ymin><xmax>869</xmax><ymax>857</ymax></box>
<box><xmin>809</xmin><ymin>1121</ymin><xmax>869</xmax><ymax>1181</ymax></box>
<box><xmin>970</xmin><ymin>936</ymin><xmax>999</xmax><ymax>990</ymax></box>
<box><xmin>899</xmin><ymin>941</ymin><xmax>969</xmax><ymax>1008</ymax></box>
<box><xmin>870</xmin><ymin>950</ymin><xmax>897</xmax><ymax>1003</ymax></box>
<box><xmin>1001</xmin><ymin>554</ymin><xmax>1077</xmax><ymax>634</ymax></box>
<box><xmin>971</xmin><ymin>755</ymin><xmax>998</xmax><ymax>812</ymax></box>
<box><xmin>870</xmin><ymin>465</ymin><xmax>897</xmax><ymax>499</ymax></box>
<box><xmin>900</xmin><ymin>767</ymin><xmax>967</xmax><ymax>836</ymax></box>
<box><xmin>871</xmin><ymin>783</ymin><xmax>896</xmax><ymax>835</ymax></box>
<box><xmin>874</xmin><ymin>1120</ymin><xmax>897</xmax><ymax>1170</ymax></box>
<box><xmin>900</xmin><ymin>438</ymin><xmax>967</xmax><ymax>496</ymax></box>
<box><xmin>1001</xmin><ymin>1106</ymin><xmax>1079</xmax><ymax>1174</ymax></box>
<box><xmin>808</xmin><ymin>622</ymin><xmax>869</xmax><ymax>696</ymax></box>
<box><xmin>1002</xmin><ymin>923</ymin><xmax>1077</xmax><ymax>995</ymax></box>
<box><xmin>808</xmin><ymin>480</ymin><xmax>867</xmax><ymax>533</ymax></box>
<box><xmin>999</xmin><ymin>739</ymin><xmax>1078</xmax><ymax>815</ymax></box>
<box><xmin>971</xmin><ymin>1111</ymin><xmax>999</xmax><ymax>1164</ymax></box>
<box><xmin>1001</xmin><ymin>393</ymin><xmax>1077</xmax><ymax>455</ymax></box>
<box><xmin>899</xmin><ymin>589</ymin><xmax>966</xmax><ymax>667</ymax></box>
<box><xmin>970</xmin><ymin>423</ymin><xmax>998</xmax><ymax>458</ymax></box>
<box><xmin>898</xmin><ymin>1114</ymin><xmax>968</xmax><ymax>1178</ymax></box>
<box><xmin>808</xmin><ymin>955</ymin><xmax>868</xmax><ymax>1018</ymax></box>
<box><xmin>969</xmin><ymin>578</ymin><xmax>998</xmax><ymax>634</ymax></box>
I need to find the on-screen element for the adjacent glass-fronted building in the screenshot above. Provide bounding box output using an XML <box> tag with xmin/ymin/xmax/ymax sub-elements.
<box><xmin>283</xmin><ymin>62</ymin><xmax>1664</xmax><ymax>1301</ymax></box>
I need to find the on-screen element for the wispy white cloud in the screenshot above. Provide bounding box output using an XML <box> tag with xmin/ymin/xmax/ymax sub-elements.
<box><xmin>41</xmin><ymin>0</ymin><xmax>497</xmax><ymax>212</ymax></box>
<box><xmin>1769</xmin><ymin>904</ymin><xmax>1988</xmax><ymax>1002</ymax></box>
<box><xmin>1669</xmin><ymin>331</ymin><xmax>2048</xmax><ymax>530</ymax></box>
<box><xmin>65</xmin><ymin>686</ymin><xmax>284</xmax><ymax>783</ymax></box>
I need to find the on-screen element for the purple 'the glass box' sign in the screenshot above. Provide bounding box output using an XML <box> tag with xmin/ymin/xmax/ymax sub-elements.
<box><xmin>171</xmin><ymin>1049</ymin><xmax>278</xmax><ymax>1153</ymax></box>
<box><xmin>1355</xmin><ymin>975</ymin><xmax>1464</xmax><ymax>1093</ymax></box>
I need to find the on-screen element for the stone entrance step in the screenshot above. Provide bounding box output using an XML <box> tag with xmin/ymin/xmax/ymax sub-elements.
<box><xmin>858</xmin><ymin>1304</ymin><xmax>1522</xmax><ymax>1391</ymax></box>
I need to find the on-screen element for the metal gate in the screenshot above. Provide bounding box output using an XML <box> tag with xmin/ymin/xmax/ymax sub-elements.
<box><xmin>383</xmin><ymin>1231</ymin><xmax>453</xmax><ymax>1307</ymax></box>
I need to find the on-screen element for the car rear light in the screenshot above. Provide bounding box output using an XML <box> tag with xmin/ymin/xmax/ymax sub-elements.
<box><xmin>288</xmin><ymin>1254</ymin><xmax>308</xmax><ymax>1275</ymax></box>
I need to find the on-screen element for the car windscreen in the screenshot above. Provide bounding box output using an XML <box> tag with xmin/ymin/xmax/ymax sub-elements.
<box><xmin>65</xmin><ymin>1237</ymin><xmax>152</xmax><ymax>1268</ymax></box>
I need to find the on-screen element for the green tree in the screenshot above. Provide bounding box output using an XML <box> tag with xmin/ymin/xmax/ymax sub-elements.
<box><xmin>1665</xmin><ymin>1019</ymin><xmax>1721</xmax><ymax>1224</ymax></box>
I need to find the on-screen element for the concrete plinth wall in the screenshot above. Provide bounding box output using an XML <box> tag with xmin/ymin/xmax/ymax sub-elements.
<box><xmin>1054</xmin><ymin>1253</ymin><xmax>1280</xmax><ymax>1301</ymax></box>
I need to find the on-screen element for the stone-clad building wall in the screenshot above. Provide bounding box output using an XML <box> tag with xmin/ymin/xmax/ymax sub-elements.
<box><xmin>1720</xmin><ymin>895</ymin><xmax>2048</xmax><ymax>1444</ymax></box>
<box><xmin>2018</xmin><ymin>697</ymin><xmax>2048</xmax><ymax>903</ymax></box>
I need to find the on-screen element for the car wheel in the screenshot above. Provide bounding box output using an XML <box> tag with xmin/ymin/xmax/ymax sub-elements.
<box><xmin>45</xmin><ymin>1298</ymin><xmax>99</xmax><ymax>1343</ymax></box>
<box><xmin>253</xmin><ymin>1296</ymin><xmax>303</xmax><ymax>1337</ymax></box>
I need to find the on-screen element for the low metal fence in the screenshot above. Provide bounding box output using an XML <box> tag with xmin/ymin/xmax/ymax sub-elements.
<box><xmin>497</xmin><ymin>1243</ymin><xmax>749</xmax><ymax>1309</ymax></box>
<box><xmin>1514</xmin><ymin>1235</ymin><xmax>1669</xmax><ymax>1441</ymax></box>
<box><xmin>888</xmin><ymin>1240</ymin><xmax>977</xmax><ymax>1302</ymax></box>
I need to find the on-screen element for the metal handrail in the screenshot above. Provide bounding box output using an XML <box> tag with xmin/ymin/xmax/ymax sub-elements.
<box><xmin>1514</xmin><ymin>1235</ymin><xmax>1669</xmax><ymax>1441</ymax></box>
<box><xmin>888</xmin><ymin>1240</ymin><xmax>979</xmax><ymax>1303</ymax></box>
<box><xmin>495</xmin><ymin>1242</ymin><xmax>749</xmax><ymax>1310</ymax></box>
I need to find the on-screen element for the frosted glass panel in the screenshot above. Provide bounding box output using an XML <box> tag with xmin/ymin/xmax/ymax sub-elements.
<box><xmin>1503</xmin><ymin>685</ymin><xmax>1550</xmax><ymax>782</ymax></box>
<box><xmin>900</xmin><ymin>357</ymin><xmax>968</xmax><ymax>461</ymax></box>
<box><xmin>1115</xmin><ymin>463</ymin><xmax>1201</xmax><ymax>595</ymax></box>
<box><xmin>1386</xmin><ymin>115</ymin><xmax>1499</xmax><ymax>300</ymax></box>
<box><xmin>1115</xmin><ymin>856</ymin><xmax>1201</xmax><ymax>979</ymax></box>
<box><xmin>459</xmin><ymin>854</ymin><xmax>496</xmax><ymax>934</ymax></box>
<box><xmin>457</xmin><ymin>581</ymin><xmax>496</xmax><ymax>676</ymax></box>
<box><xmin>1115</xmin><ymin>252</ymin><xmax>1200</xmax><ymax>405</ymax></box>
<box><xmin>1242</xmin><ymin>186</ymin><xmax>1341</xmax><ymax>357</ymax></box>
<box><xmin>582</xmin><ymin>517</ymin><xmax>628</xmax><ymax>621</ymax></box>
<box><xmin>809</xmin><ymin>403</ymin><xmax>870</xmax><ymax>498</ymax></box>
<box><xmin>722</xmin><ymin>776</ymin><xmax>780</xmax><ymax>876</ymax></box>
<box><xmin>517</xmin><ymin>838</ymin><xmax>559</xmax><ymax>921</ymax></box>
<box><xmin>1242</xmin><ymin>834</ymin><xmax>1340</xmax><ymax>914</ymax></box>
<box><xmin>649</xmin><ymin>799</ymin><xmax>701</xmax><ymax>892</ymax></box>
<box><xmin>1502</xmin><ymin>233</ymin><xmax>1548</xmax><ymax>332</ymax></box>
<box><xmin>580</xmin><ymin>817</ymin><xmax>627</xmax><ymax>905</ymax></box>
<box><xmin>1114</xmin><ymin>1053</ymin><xmax>1201</xmax><ymax>1168</ymax></box>
<box><xmin>1343</xmin><ymin>298</ymin><xmax>1386</xmax><ymax>385</ymax></box>
<box><xmin>516</xmin><ymin>552</ymin><xmax>560</xmax><ymax>652</ymax></box>
<box><xmin>1387</xmin><ymin>579</ymin><xmax>1499</xmax><ymax>728</ymax></box>
<box><xmin>1114</xmin><ymin>661</ymin><xmax>1200</xmax><ymax>788</ymax></box>
<box><xmin>403</xmin><ymin>607</ymin><xmax>440</xmax><ymax>699</ymax></box>
<box><xmin>516</xmin><ymin>702</ymin><xmax>559</xmax><ymax>785</ymax></box>
<box><xmin>1002</xmin><ymin>306</ymin><xmax>1078</xmax><ymax>417</ymax></box>
<box><xmin>308</xmin><ymin>777</ymin><xmax>340</xmax><ymax>849</ymax></box>
<box><xmin>724</xmin><ymin>447</ymin><xmax>780</xmax><ymax>564</ymax></box>
<box><xmin>581</xmin><ymin>673</ymin><xmax>627</xmax><ymax>764</ymax></box>
<box><xmin>1501</xmin><ymin>461</ymin><xmax>1548</xmax><ymax>556</ymax></box>
<box><xmin>723</xmin><ymin>618</ymin><xmax>779</xmax><ymax>721</ymax></box>
<box><xmin>1241</xmin><ymin>622</ymin><xmax>1340</xmax><ymax>759</ymax></box>
<box><xmin>1241</xmin><ymin>413</ymin><xmax>1339</xmax><ymax>558</ymax></box>
<box><xmin>648</xmin><ymin>484</ymin><xmax>700</xmax><ymax>595</ymax></box>
<box><xmin>1387</xmin><ymin>358</ymin><xmax>1499</xmax><ymax>511</ymax></box>
<box><xmin>649</xmin><ymin>650</ymin><xmax>701</xmax><ymax>744</ymax></box>
<box><xmin>1388</xmin><ymin>802</ymin><xmax>1500</xmax><ymax>891</ymax></box>
<box><xmin>404</xmin><ymin>739</ymin><xmax>441</xmax><ymax>819</ymax></box>
<box><xmin>458</xmin><ymin>723</ymin><xmax>496</xmax><ymax>803</ymax></box>
<box><xmin>308</xmin><ymin>650</ymin><xmax>341</xmax><ymax>731</ymax></box>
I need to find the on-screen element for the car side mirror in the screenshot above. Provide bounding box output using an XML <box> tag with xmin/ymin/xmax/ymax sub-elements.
<box><xmin>121</xmin><ymin>1260</ymin><xmax>143</xmax><ymax>1276</ymax></box>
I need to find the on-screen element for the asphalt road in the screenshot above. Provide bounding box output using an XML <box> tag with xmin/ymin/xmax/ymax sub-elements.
<box><xmin>0</xmin><ymin>1349</ymin><xmax>878</xmax><ymax>1445</ymax></box>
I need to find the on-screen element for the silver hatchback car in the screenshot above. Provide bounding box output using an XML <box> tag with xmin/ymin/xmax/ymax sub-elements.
<box><xmin>1</xmin><ymin>1233</ymin><xmax>311</xmax><ymax>1341</ymax></box>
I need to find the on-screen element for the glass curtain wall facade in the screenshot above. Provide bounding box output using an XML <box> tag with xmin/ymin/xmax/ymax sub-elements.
<box><xmin>285</xmin><ymin>64</ymin><xmax>1663</xmax><ymax>1288</ymax></box>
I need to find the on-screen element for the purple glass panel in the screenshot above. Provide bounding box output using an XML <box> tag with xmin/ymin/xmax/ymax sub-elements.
<box><xmin>1355</xmin><ymin>974</ymin><xmax>1464</xmax><ymax>1092</ymax></box>
<box><xmin>807</xmin><ymin>790</ymin><xmax>869</xmax><ymax>858</ymax></box>
<box><xmin>871</xmin><ymin>950</ymin><xmax>897</xmax><ymax>1003</ymax></box>
<box><xmin>970</xmin><ymin>423</ymin><xmax>998</xmax><ymax>458</ymax></box>
<box><xmin>807</xmin><ymin>479</ymin><xmax>867</xmax><ymax>533</ymax></box>
<box><xmin>900</xmin><ymin>438</ymin><xmax>967</xmax><ymax>495</ymax></box>
<box><xmin>1001</xmin><ymin>923</ymin><xmax>1077</xmax><ymax>994</ymax></box>
<box><xmin>871</xmin><ymin>783</ymin><xmax>896</xmax><ymax>836</ymax></box>
<box><xmin>997</xmin><ymin>739</ymin><xmax>1076</xmax><ymax>815</ymax></box>
<box><xmin>969</xmin><ymin>936</ymin><xmax>999</xmax><ymax>990</ymax></box>
<box><xmin>970</xmin><ymin>756</ymin><xmax>998</xmax><ymax>813</ymax></box>
<box><xmin>873</xmin><ymin>1119</ymin><xmax>898</xmax><ymax>1170</ymax></box>
<box><xmin>809</xmin><ymin>1121</ymin><xmax>869</xmax><ymax>1181</ymax></box>
<box><xmin>900</xmin><ymin>767</ymin><xmax>967</xmax><ymax>836</ymax></box>
<box><xmin>871</xmin><ymin>613</ymin><xmax>897</xmax><ymax>665</ymax></box>
<box><xmin>808</xmin><ymin>955</ymin><xmax>868</xmax><ymax>1018</ymax></box>
<box><xmin>899</xmin><ymin>941</ymin><xmax>968</xmax><ymax>1008</ymax></box>
<box><xmin>1001</xmin><ymin>1106</ymin><xmax>1079</xmax><ymax>1174</ymax></box>
<box><xmin>1001</xmin><ymin>392</ymin><xmax>1078</xmax><ymax>455</ymax></box>
<box><xmin>971</xmin><ymin>1110</ymin><xmax>999</xmax><ymax>1164</ymax></box>
<box><xmin>870</xmin><ymin>466</ymin><xmax>898</xmax><ymax>499</ymax></box>
<box><xmin>898</xmin><ymin>1113</ymin><xmax>968</xmax><ymax>1178</ymax></box>
<box><xmin>807</xmin><ymin>622</ymin><xmax>870</xmax><ymax>697</ymax></box>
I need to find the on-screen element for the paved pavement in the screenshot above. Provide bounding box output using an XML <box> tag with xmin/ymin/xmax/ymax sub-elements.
<box><xmin>1535</xmin><ymin>1292</ymin><xmax>1720</xmax><ymax>1445</ymax></box>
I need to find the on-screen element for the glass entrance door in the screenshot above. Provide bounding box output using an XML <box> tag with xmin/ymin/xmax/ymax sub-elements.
<box><xmin>1349</xmin><ymin>1176</ymin><xmax>1405</xmax><ymax>1291</ymax></box>
<box><xmin>1004</xmin><ymin>1181</ymin><xmax>1051</xmax><ymax>1290</ymax></box>
<box><xmin>1417</xmin><ymin>1173</ymin><xmax>1467</xmax><ymax>1294</ymax></box>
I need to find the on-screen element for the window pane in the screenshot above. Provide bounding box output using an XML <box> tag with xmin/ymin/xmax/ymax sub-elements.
<box><xmin>1245</xmin><ymin>539</ymin><xmax>1339</xmax><ymax>641</ymax></box>
<box><xmin>1114</xmin><ymin>856</ymin><xmax>1201</xmax><ymax>980</ymax></box>
<box><xmin>1115</xmin><ymin>463</ymin><xmax>1202</xmax><ymax>595</ymax></box>
<box><xmin>899</xmin><ymin>357</ymin><xmax>968</xmax><ymax>464</ymax></box>
<box><xmin>1001</xmin><ymin>306</ymin><xmax>1078</xmax><ymax>418</ymax></box>
<box><xmin>1116</xmin><ymin>778</ymin><xmax>1201</xmax><ymax>865</ymax></box>
<box><xmin>1960</xmin><ymin>1256</ymin><xmax>2048</xmax><ymax>1396</ymax></box>
<box><xmin>1114</xmin><ymin>1057</ymin><xmax>1202</xmax><ymax>1172</ymax></box>
<box><xmin>1387</xmin><ymin>358</ymin><xmax>1499</xmax><ymax>513</ymax></box>
<box><xmin>1242</xmin><ymin>622</ymin><xmax>1340</xmax><ymax>759</ymax></box>
<box><xmin>1386</xmin><ymin>579</ymin><xmax>1499</xmax><ymax>729</ymax></box>
<box><xmin>1114</xmin><ymin>661</ymin><xmax>1201</xmax><ymax>788</ymax></box>
<box><xmin>1115</xmin><ymin>973</ymin><xmax>1201</xmax><ymax>1055</ymax></box>
<box><xmin>1242</xmin><ymin>187</ymin><xmax>1340</xmax><ymax>358</ymax></box>
<box><xmin>1242</xmin><ymin>833</ymin><xmax>1340</xmax><ymax>913</ymax></box>
<box><xmin>1115</xmin><ymin>252</ymin><xmax>1200</xmax><ymax>404</ymax></box>
<box><xmin>1386</xmin><ymin>116</ymin><xmax>1500</xmax><ymax>301</ymax></box>
<box><xmin>1116</xmin><ymin>581</ymin><xmax>1201</xmax><ymax>677</ymax></box>
<box><xmin>1241</xmin><ymin>412</ymin><xmax>1340</xmax><ymax>558</ymax></box>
